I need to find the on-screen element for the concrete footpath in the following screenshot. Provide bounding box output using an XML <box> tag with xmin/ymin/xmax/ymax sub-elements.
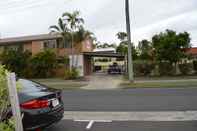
<box><xmin>82</xmin><ymin>74</ymin><xmax>123</xmax><ymax>90</ymax></box>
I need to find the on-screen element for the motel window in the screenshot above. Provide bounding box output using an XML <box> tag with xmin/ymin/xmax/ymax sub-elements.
<box><xmin>4</xmin><ymin>44</ymin><xmax>23</xmax><ymax>51</ymax></box>
<box><xmin>44</xmin><ymin>40</ymin><xmax>57</xmax><ymax>49</ymax></box>
<box><xmin>57</xmin><ymin>39</ymin><xmax>70</xmax><ymax>48</ymax></box>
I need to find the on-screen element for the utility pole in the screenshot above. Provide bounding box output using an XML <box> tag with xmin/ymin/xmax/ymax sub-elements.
<box><xmin>125</xmin><ymin>0</ymin><xmax>134</xmax><ymax>82</ymax></box>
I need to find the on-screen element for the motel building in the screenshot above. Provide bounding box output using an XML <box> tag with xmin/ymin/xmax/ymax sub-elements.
<box><xmin>0</xmin><ymin>34</ymin><xmax>124</xmax><ymax>77</ymax></box>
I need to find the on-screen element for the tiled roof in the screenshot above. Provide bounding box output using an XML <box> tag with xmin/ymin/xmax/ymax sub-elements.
<box><xmin>185</xmin><ymin>47</ymin><xmax>197</xmax><ymax>55</ymax></box>
<box><xmin>0</xmin><ymin>34</ymin><xmax>62</xmax><ymax>45</ymax></box>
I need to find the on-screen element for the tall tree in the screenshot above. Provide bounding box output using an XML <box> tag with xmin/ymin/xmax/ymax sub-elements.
<box><xmin>116</xmin><ymin>42</ymin><xmax>138</xmax><ymax>60</ymax></box>
<box><xmin>73</xmin><ymin>26</ymin><xmax>94</xmax><ymax>67</ymax></box>
<box><xmin>73</xmin><ymin>26</ymin><xmax>93</xmax><ymax>44</ymax></box>
<box><xmin>138</xmin><ymin>39</ymin><xmax>153</xmax><ymax>60</ymax></box>
<box><xmin>116</xmin><ymin>32</ymin><xmax>128</xmax><ymax>42</ymax></box>
<box><xmin>152</xmin><ymin>29</ymin><xmax>191</xmax><ymax>64</ymax></box>
<box><xmin>62</xmin><ymin>11</ymin><xmax>84</xmax><ymax>67</ymax></box>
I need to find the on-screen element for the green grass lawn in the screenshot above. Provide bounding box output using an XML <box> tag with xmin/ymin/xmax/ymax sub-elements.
<box><xmin>121</xmin><ymin>80</ymin><xmax>197</xmax><ymax>89</ymax></box>
<box><xmin>32</xmin><ymin>78</ymin><xmax>88</xmax><ymax>90</ymax></box>
<box><xmin>134</xmin><ymin>75</ymin><xmax>197</xmax><ymax>81</ymax></box>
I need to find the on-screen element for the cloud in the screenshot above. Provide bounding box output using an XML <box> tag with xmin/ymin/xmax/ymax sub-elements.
<box><xmin>0</xmin><ymin>0</ymin><xmax>197</xmax><ymax>46</ymax></box>
<box><xmin>132</xmin><ymin>10</ymin><xmax>197</xmax><ymax>44</ymax></box>
<box><xmin>90</xmin><ymin>0</ymin><xmax>197</xmax><ymax>45</ymax></box>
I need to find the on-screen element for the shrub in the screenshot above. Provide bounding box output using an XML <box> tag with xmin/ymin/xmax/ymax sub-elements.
<box><xmin>158</xmin><ymin>62</ymin><xmax>174</xmax><ymax>76</ymax></box>
<box><xmin>57</xmin><ymin>56</ymin><xmax>69</xmax><ymax>65</ymax></box>
<box><xmin>179</xmin><ymin>63</ymin><xmax>192</xmax><ymax>75</ymax></box>
<box><xmin>30</xmin><ymin>50</ymin><xmax>57</xmax><ymax>78</ymax></box>
<box><xmin>193</xmin><ymin>61</ymin><xmax>197</xmax><ymax>74</ymax></box>
<box><xmin>64</xmin><ymin>68</ymin><xmax>79</xmax><ymax>80</ymax></box>
<box><xmin>0</xmin><ymin>119</ymin><xmax>14</xmax><ymax>131</ymax></box>
<box><xmin>133</xmin><ymin>61</ymin><xmax>155</xmax><ymax>76</ymax></box>
<box><xmin>0</xmin><ymin>65</ymin><xmax>14</xmax><ymax>131</ymax></box>
<box><xmin>0</xmin><ymin>50</ymin><xmax>31</xmax><ymax>77</ymax></box>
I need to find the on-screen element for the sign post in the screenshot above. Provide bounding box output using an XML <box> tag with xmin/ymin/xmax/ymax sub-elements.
<box><xmin>7</xmin><ymin>73</ymin><xmax>23</xmax><ymax>131</ymax></box>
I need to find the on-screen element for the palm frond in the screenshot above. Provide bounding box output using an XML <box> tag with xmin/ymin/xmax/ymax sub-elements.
<box><xmin>49</xmin><ymin>25</ymin><xmax>60</xmax><ymax>32</ymax></box>
<box><xmin>77</xmin><ymin>18</ymin><xmax>84</xmax><ymax>23</ymax></box>
<box><xmin>73</xmin><ymin>10</ymin><xmax>80</xmax><ymax>17</ymax></box>
<box><xmin>62</xmin><ymin>12</ymin><xmax>72</xmax><ymax>18</ymax></box>
<box><xmin>58</xmin><ymin>18</ymin><xmax>65</xmax><ymax>31</ymax></box>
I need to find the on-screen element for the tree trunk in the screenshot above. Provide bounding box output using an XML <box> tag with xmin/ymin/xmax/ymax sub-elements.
<box><xmin>71</xmin><ymin>33</ymin><xmax>74</xmax><ymax>69</ymax></box>
<box><xmin>125</xmin><ymin>0</ymin><xmax>134</xmax><ymax>82</ymax></box>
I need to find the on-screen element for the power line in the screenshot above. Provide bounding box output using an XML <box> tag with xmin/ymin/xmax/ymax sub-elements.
<box><xmin>0</xmin><ymin>0</ymin><xmax>50</xmax><ymax>10</ymax></box>
<box><xmin>0</xmin><ymin>0</ymin><xmax>69</xmax><ymax>10</ymax></box>
<box><xmin>0</xmin><ymin>0</ymin><xmax>63</xmax><ymax>14</ymax></box>
<box><xmin>0</xmin><ymin>0</ymin><xmax>27</xmax><ymax>5</ymax></box>
<box><xmin>0</xmin><ymin>0</ymin><xmax>37</xmax><ymax>8</ymax></box>
<box><xmin>0</xmin><ymin>0</ymin><xmax>71</xmax><ymax>15</ymax></box>
<box><xmin>0</xmin><ymin>0</ymin><xmax>31</xmax><ymax>4</ymax></box>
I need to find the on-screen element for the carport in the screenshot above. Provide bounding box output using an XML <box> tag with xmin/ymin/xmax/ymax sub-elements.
<box><xmin>82</xmin><ymin>52</ymin><xmax>125</xmax><ymax>76</ymax></box>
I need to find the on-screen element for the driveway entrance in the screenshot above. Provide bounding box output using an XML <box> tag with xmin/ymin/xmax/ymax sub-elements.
<box><xmin>83</xmin><ymin>52</ymin><xmax>125</xmax><ymax>76</ymax></box>
<box><xmin>82</xmin><ymin>73</ymin><xmax>123</xmax><ymax>90</ymax></box>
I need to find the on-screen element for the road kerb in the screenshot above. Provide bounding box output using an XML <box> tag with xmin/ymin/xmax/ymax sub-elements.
<box><xmin>63</xmin><ymin>111</ymin><xmax>197</xmax><ymax>121</ymax></box>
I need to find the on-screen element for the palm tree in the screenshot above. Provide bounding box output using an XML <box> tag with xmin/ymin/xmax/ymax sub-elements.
<box><xmin>73</xmin><ymin>26</ymin><xmax>93</xmax><ymax>66</ymax></box>
<box><xmin>62</xmin><ymin>11</ymin><xmax>84</xmax><ymax>30</ymax></box>
<box><xmin>74</xmin><ymin>26</ymin><xmax>93</xmax><ymax>43</ymax></box>
<box><xmin>116</xmin><ymin>32</ymin><xmax>128</xmax><ymax>42</ymax></box>
<box><xmin>49</xmin><ymin>18</ymin><xmax>70</xmax><ymax>48</ymax></box>
<box><xmin>62</xmin><ymin>11</ymin><xmax>84</xmax><ymax>67</ymax></box>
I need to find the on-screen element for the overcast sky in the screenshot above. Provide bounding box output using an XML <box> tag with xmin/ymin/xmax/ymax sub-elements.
<box><xmin>0</xmin><ymin>0</ymin><xmax>197</xmax><ymax>46</ymax></box>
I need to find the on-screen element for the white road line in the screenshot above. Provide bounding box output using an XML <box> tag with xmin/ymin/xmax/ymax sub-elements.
<box><xmin>74</xmin><ymin>120</ymin><xmax>112</xmax><ymax>122</ymax></box>
<box><xmin>86</xmin><ymin>120</ymin><xmax>94</xmax><ymax>130</ymax></box>
<box><xmin>74</xmin><ymin>120</ymin><xmax>112</xmax><ymax>130</ymax></box>
<box><xmin>74</xmin><ymin>120</ymin><xmax>90</xmax><ymax>122</ymax></box>
<box><xmin>64</xmin><ymin>111</ymin><xmax>197</xmax><ymax>121</ymax></box>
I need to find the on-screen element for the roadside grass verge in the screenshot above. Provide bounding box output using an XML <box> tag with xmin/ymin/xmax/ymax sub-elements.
<box><xmin>32</xmin><ymin>78</ymin><xmax>88</xmax><ymax>90</ymax></box>
<box><xmin>123</xmin><ymin>75</ymin><xmax>197</xmax><ymax>81</ymax></box>
<box><xmin>121</xmin><ymin>81</ymin><xmax>197</xmax><ymax>89</ymax></box>
<box><xmin>135</xmin><ymin>76</ymin><xmax>197</xmax><ymax>81</ymax></box>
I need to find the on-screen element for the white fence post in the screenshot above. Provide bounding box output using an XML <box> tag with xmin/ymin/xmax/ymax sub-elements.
<box><xmin>7</xmin><ymin>73</ymin><xmax>23</xmax><ymax>131</ymax></box>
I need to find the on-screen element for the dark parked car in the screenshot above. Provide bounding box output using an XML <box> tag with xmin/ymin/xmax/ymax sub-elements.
<box><xmin>17</xmin><ymin>79</ymin><xmax>64</xmax><ymax>130</ymax></box>
<box><xmin>108</xmin><ymin>63</ymin><xmax>122</xmax><ymax>74</ymax></box>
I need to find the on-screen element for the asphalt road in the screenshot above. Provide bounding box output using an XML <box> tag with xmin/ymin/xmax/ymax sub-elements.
<box><xmin>47</xmin><ymin>120</ymin><xmax>197</xmax><ymax>131</ymax></box>
<box><xmin>45</xmin><ymin>88</ymin><xmax>197</xmax><ymax>131</ymax></box>
<box><xmin>62</xmin><ymin>88</ymin><xmax>197</xmax><ymax>111</ymax></box>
